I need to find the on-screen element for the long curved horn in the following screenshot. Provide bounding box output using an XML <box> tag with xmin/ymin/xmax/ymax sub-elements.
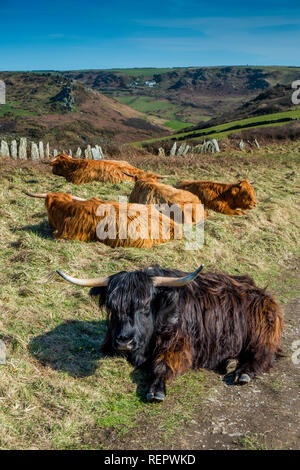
<box><xmin>49</xmin><ymin>154</ymin><xmax>72</xmax><ymax>163</ymax></box>
<box><xmin>152</xmin><ymin>265</ymin><xmax>204</xmax><ymax>287</ymax></box>
<box><xmin>156</xmin><ymin>174</ymin><xmax>170</xmax><ymax>179</ymax></box>
<box><xmin>24</xmin><ymin>191</ymin><xmax>48</xmax><ymax>198</ymax></box>
<box><xmin>71</xmin><ymin>195</ymin><xmax>87</xmax><ymax>201</ymax></box>
<box><xmin>25</xmin><ymin>191</ymin><xmax>87</xmax><ymax>201</ymax></box>
<box><xmin>122</xmin><ymin>171</ymin><xmax>136</xmax><ymax>178</ymax></box>
<box><xmin>56</xmin><ymin>270</ymin><xmax>109</xmax><ymax>287</ymax></box>
<box><xmin>123</xmin><ymin>171</ymin><xmax>169</xmax><ymax>180</ymax></box>
<box><xmin>57</xmin><ymin>265</ymin><xmax>203</xmax><ymax>288</ymax></box>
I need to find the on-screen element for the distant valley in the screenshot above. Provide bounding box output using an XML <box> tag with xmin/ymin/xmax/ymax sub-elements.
<box><xmin>0</xmin><ymin>66</ymin><xmax>300</xmax><ymax>148</ymax></box>
<box><xmin>62</xmin><ymin>66</ymin><xmax>300</xmax><ymax>130</ymax></box>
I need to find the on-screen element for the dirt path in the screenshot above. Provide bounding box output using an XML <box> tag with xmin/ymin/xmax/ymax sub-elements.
<box><xmin>106</xmin><ymin>298</ymin><xmax>300</xmax><ymax>450</ymax></box>
<box><xmin>173</xmin><ymin>298</ymin><xmax>300</xmax><ymax>450</ymax></box>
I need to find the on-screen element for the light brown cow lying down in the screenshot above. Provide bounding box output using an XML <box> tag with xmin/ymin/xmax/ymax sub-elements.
<box><xmin>49</xmin><ymin>154</ymin><xmax>167</xmax><ymax>185</ymax></box>
<box><xmin>127</xmin><ymin>173</ymin><xmax>206</xmax><ymax>224</ymax></box>
<box><xmin>25</xmin><ymin>192</ymin><xmax>182</xmax><ymax>248</ymax></box>
<box><xmin>176</xmin><ymin>180</ymin><xmax>256</xmax><ymax>216</ymax></box>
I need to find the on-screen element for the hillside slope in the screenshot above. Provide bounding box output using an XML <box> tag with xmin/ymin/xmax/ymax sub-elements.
<box><xmin>136</xmin><ymin>109</ymin><xmax>300</xmax><ymax>149</ymax></box>
<box><xmin>0</xmin><ymin>72</ymin><xmax>168</xmax><ymax>147</ymax></box>
<box><xmin>63</xmin><ymin>66</ymin><xmax>300</xmax><ymax>126</ymax></box>
<box><xmin>188</xmin><ymin>84</ymin><xmax>299</xmax><ymax>131</ymax></box>
<box><xmin>1</xmin><ymin>68</ymin><xmax>299</xmax><ymax>147</ymax></box>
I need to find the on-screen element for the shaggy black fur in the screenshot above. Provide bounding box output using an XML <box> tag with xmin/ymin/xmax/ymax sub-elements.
<box><xmin>90</xmin><ymin>265</ymin><xmax>283</xmax><ymax>400</ymax></box>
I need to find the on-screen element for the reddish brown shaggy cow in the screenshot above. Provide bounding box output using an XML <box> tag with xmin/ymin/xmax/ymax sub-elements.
<box><xmin>176</xmin><ymin>179</ymin><xmax>257</xmax><ymax>216</ymax></box>
<box><xmin>49</xmin><ymin>154</ymin><xmax>166</xmax><ymax>185</ymax></box>
<box><xmin>128</xmin><ymin>173</ymin><xmax>207</xmax><ymax>224</ymax></box>
<box><xmin>25</xmin><ymin>191</ymin><xmax>182</xmax><ymax>248</ymax></box>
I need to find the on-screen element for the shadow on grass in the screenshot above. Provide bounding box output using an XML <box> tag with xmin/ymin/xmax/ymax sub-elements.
<box><xmin>130</xmin><ymin>368</ymin><xmax>153</xmax><ymax>403</ymax></box>
<box><xmin>29</xmin><ymin>319</ymin><xmax>152</xmax><ymax>400</ymax></box>
<box><xmin>15</xmin><ymin>220</ymin><xmax>53</xmax><ymax>240</ymax></box>
<box><xmin>29</xmin><ymin>319</ymin><xmax>107</xmax><ymax>378</ymax></box>
<box><xmin>28</xmin><ymin>318</ymin><xmax>244</xmax><ymax>398</ymax></box>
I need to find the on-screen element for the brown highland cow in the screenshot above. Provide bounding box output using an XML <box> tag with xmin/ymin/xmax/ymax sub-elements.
<box><xmin>25</xmin><ymin>191</ymin><xmax>182</xmax><ymax>248</ymax></box>
<box><xmin>49</xmin><ymin>154</ymin><xmax>167</xmax><ymax>185</ymax></box>
<box><xmin>176</xmin><ymin>180</ymin><xmax>256</xmax><ymax>216</ymax></box>
<box><xmin>127</xmin><ymin>173</ymin><xmax>206</xmax><ymax>224</ymax></box>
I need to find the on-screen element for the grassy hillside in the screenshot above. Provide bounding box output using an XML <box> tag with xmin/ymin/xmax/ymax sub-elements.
<box><xmin>115</xmin><ymin>96</ymin><xmax>202</xmax><ymax>131</ymax></box>
<box><xmin>104</xmin><ymin>68</ymin><xmax>177</xmax><ymax>77</ymax></box>
<box><xmin>0</xmin><ymin>144</ymin><xmax>299</xmax><ymax>449</ymax></box>
<box><xmin>63</xmin><ymin>66</ymin><xmax>300</xmax><ymax>129</ymax></box>
<box><xmin>188</xmin><ymin>83</ymin><xmax>300</xmax><ymax>131</ymax></box>
<box><xmin>0</xmin><ymin>72</ymin><xmax>168</xmax><ymax>147</ymax></box>
<box><xmin>136</xmin><ymin>109</ymin><xmax>300</xmax><ymax>146</ymax></box>
<box><xmin>1</xmin><ymin>67</ymin><xmax>299</xmax><ymax>142</ymax></box>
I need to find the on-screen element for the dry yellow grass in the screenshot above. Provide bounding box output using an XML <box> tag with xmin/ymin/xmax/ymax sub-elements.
<box><xmin>0</xmin><ymin>143</ymin><xmax>299</xmax><ymax>449</ymax></box>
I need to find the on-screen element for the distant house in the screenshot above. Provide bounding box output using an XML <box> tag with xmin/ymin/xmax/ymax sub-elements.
<box><xmin>145</xmin><ymin>80</ymin><xmax>156</xmax><ymax>87</ymax></box>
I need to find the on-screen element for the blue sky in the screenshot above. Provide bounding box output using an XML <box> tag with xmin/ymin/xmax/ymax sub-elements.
<box><xmin>0</xmin><ymin>0</ymin><xmax>299</xmax><ymax>70</ymax></box>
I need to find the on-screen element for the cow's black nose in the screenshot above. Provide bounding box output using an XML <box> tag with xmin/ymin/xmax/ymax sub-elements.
<box><xmin>115</xmin><ymin>338</ymin><xmax>134</xmax><ymax>351</ymax></box>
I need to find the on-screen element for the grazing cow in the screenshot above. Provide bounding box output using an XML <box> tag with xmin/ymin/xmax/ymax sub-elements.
<box><xmin>25</xmin><ymin>192</ymin><xmax>182</xmax><ymax>248</ymax></box>
<box><xmin>49</xmin><ymin>153</ymin><xmax>167</xmax><ymax>185</ymax></box>
<box><xmin>127</xmin><ymin>173</ymin><xmax>207</xmax><ymax>224</ymax></box>
<box><xmin>57</xmin><ymin>264</ymin><xmax>283</xmax><ymax>401</ymax></box>
<box><xmin>176</xmin><ymin>180</ymin><xmax>256</xmax><ymax>216</ymax></box>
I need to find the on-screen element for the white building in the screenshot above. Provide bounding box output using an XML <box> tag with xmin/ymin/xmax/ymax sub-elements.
<box><xmin>145</xmin><ymin>80</ymin><xmax>156</xmax><ymax>87</ymax></box>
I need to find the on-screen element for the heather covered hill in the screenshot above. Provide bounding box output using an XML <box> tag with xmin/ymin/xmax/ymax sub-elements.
<box><xmin>62</xmin><ymin>66</ymin><xmax>300</xmax><ymax>127</ymax></box>
<box><xmin>189</xmin><ymin>84</ymin><xmax>300</xmax><ymax>131</ymax></box>
<box><xmin>1</xmin><ymin>67</ymin><xmax>300</xmax><ymax>147</ymax></box>
<box><xmin>0</xmin><ymin>72</ymin><xmax>168</xmax><ymax>147</ymax></box>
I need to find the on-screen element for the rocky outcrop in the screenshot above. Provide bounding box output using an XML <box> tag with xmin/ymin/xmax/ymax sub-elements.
<box><xmin>49</xmin><ymin>84</ymin><xmax>75</xmax><ymax>111</ymax></box>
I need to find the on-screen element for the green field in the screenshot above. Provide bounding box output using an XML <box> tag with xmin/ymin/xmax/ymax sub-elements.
<box><xmin>135</xmin><ymin>109</ymin><xmax>300</xmax><ymax>146</ymax></box>
<box><xmin>0</xmin><ymin>145</ymin><xmax>299</xmax><ymax>449</ymax></box>
<box><xmin>0</xmin><ymin>101</ymin><xmax>38</xmax><ymax>117</ymax></box>
<box><xmin>115</xmin><ymin>96</ymin><xmax>197</xmax><ymax>130</ymax></box>
<box><xmin>164</xmin><ymin>120</ymin><xmax>194</xmax><ymax>131</ymax></box>
<box><xmin>117</xmin><ymin>96</ymin><xmax>176</xmax><ymax>113</ymax></box>
<box><xmin>103</xmin><ymin>68</ymin><xmax>178</xmax><ymax>77</ymax></box>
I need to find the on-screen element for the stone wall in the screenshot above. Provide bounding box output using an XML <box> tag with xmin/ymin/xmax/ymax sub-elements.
<box><xmin>158</xmin><ymin>139</ymin><xmax>220</xmax><ymax>157</ymax></box>
<box><xmin>0</xmin><ymin>138</ymin><xmax>106</xmax><ymax>160</ymax></box>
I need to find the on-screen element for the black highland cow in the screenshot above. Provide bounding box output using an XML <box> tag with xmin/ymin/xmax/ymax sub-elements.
<box><xmin>57</xmin><ymin>265</ymin><xmax>283</xmax><ymax>401</ymax></box>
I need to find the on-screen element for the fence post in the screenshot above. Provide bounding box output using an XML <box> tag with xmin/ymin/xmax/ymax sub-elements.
<box><xmin>19</xmin><ymin>137</ymin><xmax>27</xmax><ymax>159</ymax></box>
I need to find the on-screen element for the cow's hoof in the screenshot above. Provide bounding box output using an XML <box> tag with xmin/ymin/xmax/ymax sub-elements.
<box><xmin>227</xmin><ymin>359</ymin><xmax>238</xmax><ymax>373</ymax></box>
<box><xmin>154</xmin><ymin>392</ymin><xmax>165</xmax><ymax>401</ymax></box>
<box><xmin>238</xmin><ymin>373</ymin><xmax>251</xmax><ymax>384</ymax></box>
<box><xmin>146</xmin><ymin>392</ymin><xmax>155</xmax><ymax>401</ymax></box>
<box><xmin>146</xmin><ymin>391</ymin><xmax>165</xmax><ymax>402</ymax></box>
